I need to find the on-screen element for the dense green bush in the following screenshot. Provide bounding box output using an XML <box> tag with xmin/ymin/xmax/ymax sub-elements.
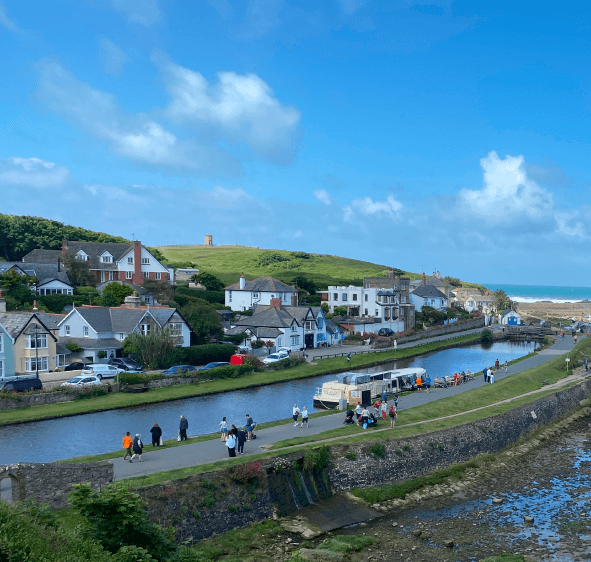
<box><xmin>155</xmin><ymin>344</ymin><xmax>237</xmax><ymax>369</ymax></box>
<box><xmin>303</xmin><ymin>445</ymin><xmax>330</xmax><ymax>472</ymax></box>
<box><xmin>481</xmin><ymin>329</ymin><xmax>494</xmax><ymax>343</ymax></box>
<box><xmin>118</xmin><ymin>372</ymin><xmax>157</xmax><ymax>385</ymax></box>
<box><xmin>264</xmin><ymin>356</ymin><xmax>305</xmax><ymax>370</ymax></box>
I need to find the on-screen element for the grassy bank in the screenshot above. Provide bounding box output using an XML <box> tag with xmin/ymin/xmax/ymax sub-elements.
<box><xmin>0</xmin><ymin>332</ymin><xmax>481</xmax><ymax>426</ymax></box>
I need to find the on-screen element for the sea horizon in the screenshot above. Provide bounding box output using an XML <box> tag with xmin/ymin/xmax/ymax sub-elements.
<box><xmin>483</xmin><ymin>284</ymin><xmax>591</xmax><ymax>304</ymax></box>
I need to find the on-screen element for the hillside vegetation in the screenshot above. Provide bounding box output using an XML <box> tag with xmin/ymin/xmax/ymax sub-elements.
<box><xmin>158</xmin><ymin>245</ymin><xmax>415</xmax><ymax>288</ymax></box>
<box><xmin>0</xmin><ymin>214</ymin><xmax>129</xmax><ymax>261</ymax></box>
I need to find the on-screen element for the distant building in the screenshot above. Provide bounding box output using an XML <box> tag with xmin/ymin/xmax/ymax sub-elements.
<box><xmin>224</xmin><ymin>275</ymin><xmax>299</xmax><ymax>312</ymax></box>
<box><xmin>175</xmin><ymin>268</ymin><xmax>200</xmax><ymax>282</ymax></box>
<box><xmin>0</xmin><ymin>261</ymin><xmax>73</xmax><ymax>296</ymax></box>
<box><xmin>205</xmin><ymin>234</ymin><xmax>213</xmax><ymax>246</ymax></box>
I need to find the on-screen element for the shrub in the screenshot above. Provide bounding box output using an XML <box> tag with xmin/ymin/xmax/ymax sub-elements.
<box><xmin>66</xmin><ymin>342</ymin><xmax>83</xmax><ymax>353</ymax></box>
<box><xmin>231</xmin><ymin>461</ymin><xmax>263</xmax><ymax>484</ymax></box>
<box><xmin>264</xmin><ymin>355</ymin><xmax>305</xmax><ymax>371</ymax></box>
<box><xmin>369</xmin><ymin>443</ymin><xmax>386</xmax><ymax>459</ymax></box>
<box><xmin>76</xmin><ymin>387</ymin><xmax>108</xmax><ymax>400</ymax></box>
<box><xmin>481</xmin><ymin>329</ymin><xmax>494</xmax><ymax>343</ymax></box>
<box><xmin>303</xmin><ymin>446</ymin><xmax>329</xmax><ymax>472</ymax></box>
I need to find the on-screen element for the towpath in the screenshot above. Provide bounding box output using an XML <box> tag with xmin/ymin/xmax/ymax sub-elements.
<box><xmin>112</xmin><ymin>333</ymin><xmax>579</xmax><ymax>481</ymax></box>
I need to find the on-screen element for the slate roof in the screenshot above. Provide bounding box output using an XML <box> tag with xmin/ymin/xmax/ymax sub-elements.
<box><xmin>0</xmin><ymin>312</ymin><xmax>57</xmax><ymax>339</ymax></box>
<box><xmin>59</xmin><ymin>337</ymin><xmax>123</xmax><ymax>350</ymax></box>
<box><xmin>235</xmin><ymin>306</ymin><xmax>295</xmax><ymax>329</ymax></box>
<box><xmin>501</xmin><ymin>309</ymin><xmax>519</xmax><ymax>317</ymax></box>
<box><xmin>0</xmin><ymin>262</ymin><xmax>71</xmax><ymax>287</ymax></box>
<box><xmin>411</xmin><ymin>285</ymin><xmax>448</xmax><ymax>299</ymax></box>
<box><xmin>224</xmin><ymin>276</ymin><xmax>297</xmax><ymax>293</ymax></box>
<box><xmin>326</xmin><ymin>319</ymin><xmax>341</xmax><ymax>334</ymax></box>
<box><xmin>21</xmin><ymin>249</ymin><xmax>63</xmax><ymax>264</ymax></box>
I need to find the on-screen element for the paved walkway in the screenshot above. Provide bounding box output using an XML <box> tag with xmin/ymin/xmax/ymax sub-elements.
<box><xmin>112</xmin><ymin>333</ymin><xmax>581</xmax><ymax>481</ymax></box>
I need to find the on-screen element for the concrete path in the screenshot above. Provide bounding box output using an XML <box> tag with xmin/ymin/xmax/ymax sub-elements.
<box><xmin>112</xmin><ymin>333</ymin><xmax>581</xmax><ymax>481</ymax></box>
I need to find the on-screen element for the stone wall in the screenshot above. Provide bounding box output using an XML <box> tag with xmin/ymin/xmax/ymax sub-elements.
<box><xmin>0</xmin><ymin>461</ymin><xmax>113</xmax><ymax>507</ymax></box>
<box><xmin>396</xmin><ymin>317</ymin><xmax>485</xmax><ymax>345</ymax></box>
<box><xmin>0</xmin><ymin>389</ymin><xmax>79</xmax><ymax>411</ymax></box>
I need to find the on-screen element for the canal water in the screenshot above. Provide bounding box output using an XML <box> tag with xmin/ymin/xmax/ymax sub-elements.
<box><xmin>0</xmin><ymin>341</ymin><xmax>534</xmax><ymax>464</ymax></box>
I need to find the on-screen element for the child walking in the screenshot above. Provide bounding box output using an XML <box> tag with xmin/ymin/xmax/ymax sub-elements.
<box><xmin>219</xmin><ymin>417</ymin><xmax>228</xmax><ymax>441</ymax></box>
<box><xmin>389</xmin><ymin>405</ymin><xmax>397</xmax><ymax>428</ymax></box>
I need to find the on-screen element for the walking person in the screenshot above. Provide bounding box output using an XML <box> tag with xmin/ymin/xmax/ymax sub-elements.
<box><xmin>380</xmin><ymin>400</ymin><xmax>387</xmax><ymax>420</ymax></box>
<box><xmin>293</xmin><ymin>404</ymin><xmax>300</xmax><ymax>426</ymax></box>
<box><xmin>355</xmin><ymin>402</ymin><xmax>362</xmax><ymax>425</ymax></box>
<box><xmin>393</xmin><ymin>392</ymin><xmax>399</xmax><ymax>410</ymax></box>
<box><xmin>504</xmin><ymin>360</ymin><xmax>508</xmax><ymax>372</ymax></box>
<box><xmin>219</xmin><ymin>417</ymin><xmax>228</xmax><ymax>441</ymax></box>
<box><xmin>122</xmin><ymin>432</ymin><xmax>133</xmax><ymax>461</ymax></box>
<box><xmin>237</xmin><ymin>427</ymin><xmax>247</xmax><ymax>454</ymax></box>
<box><xmin>489</xmin><ymin>368</ymin><xmax>495</xmax><ymax>384</ymax></box>
<box><xmin>300</xmin><ymin>406</ymin><xmax>309</xmax><ymax>428</ymax></box>
<box><xmin>347</xmin><ymin>352</ymin><xmax>351</xmax><ymax>363</ymax></box>
<box><xmin>394</xmin><ymin>339</ymin><xmax>398</xmax><ymax>351</ymax></box>
<box><xmin>179</xmin><ymin>415</ymin><xmax>188</xmax><ymax>441</ymax></box>
<box><xmin>495</xmin><ymin>359</ymin><xmax>500</xmax><ymax>371</ymax></box>
<box><xmin>483</xmin><ymin>367</ymin><xmax>488</xmax><ymax>384</ymax></box>
<box><xmin>226</xmin><ymin>431</ymin><xmax>237</xmax><ymax>457</ymax></box>
<box><xmin>131</xmin><ymin>434</ymin><xmax>143</xmax><ymax>462</ymax></box>
<box><xmin>150</xmin><ymin>423</ymin><xmax>162</xmax><ymax>447</ymax></box>
<box><xmin>425</xmin><ymin>375</ymin><xmax>432</xmax><ymax>394</ymax></box>
<box><xmin>245</xmin><ymin>414</ymin><xmax>254</xmax><ymax>440</ymax></box>
<box><xmin>389</xmin><ymin>405</ymin><xmax>397</xmax><ymax>428</ymax></box>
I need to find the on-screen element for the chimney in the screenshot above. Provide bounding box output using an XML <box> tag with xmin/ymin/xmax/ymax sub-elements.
<box><xmin>62</xmin><ymin>239</ymin><xmax>68</xmax><ymax>254</ymax></box>
<box><xmin>239</xmin><ymin>274</ymin><xmax>246</xmax><ymax>290</ymax></box>
<box><xmin>291</xmin><ymin>294</ymin><xmax>298</xmax><ymax>306</ymax></box>
<box><xmin>57</xmin><ymin>257</ymin><xmax>61</xmax><ymax>272</ymax></box>
<box><xmin>0</xmin><ymin>290</ymin><xmax>5</xmax><ymax>313</ymax></box>
<box><xmin>133</xmin><ymin>241</ymin><xmax>142</xmax><ymax>285</ymax></box>
<box><xmin>270</xmin><ymin>298</ymin><xmax>281</xmax><ymax>309</ymax></box>
<box><xmin>33</xmin><ymin>300</ymin><xmax>38</xmax><ymax>311</ymax></box>
<box><xmin>387</xmin><ymin>269</ymin><xmax>394</xmax><ymax>278</ymax></box>
<box><xmin>123</xmin><ymin>292</ymin><xmax>142</xmax><ymax>309</ymax></box>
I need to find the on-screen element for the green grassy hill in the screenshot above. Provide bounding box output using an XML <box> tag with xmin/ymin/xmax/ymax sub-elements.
<box><xmin>157</xmin><ymin>245</ymin><xmax>417</xmax><ymax>288</ymax></box>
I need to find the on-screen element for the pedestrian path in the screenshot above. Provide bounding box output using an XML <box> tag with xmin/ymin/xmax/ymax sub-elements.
<box><xmin>111</xmin><ymin>334</ymin><xmax>580</xmax><ymax>481</ymax></box>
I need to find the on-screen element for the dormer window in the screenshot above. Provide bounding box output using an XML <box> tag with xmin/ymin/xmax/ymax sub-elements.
<box><xmin>101</xmin><ymin>252</ymin><xmax>113</xmax><ymax>263</ymax></box>
<box><xmin>76</xmin><ymin>250</ymin><xmax>88</xmax><ymax>261</ymax></box>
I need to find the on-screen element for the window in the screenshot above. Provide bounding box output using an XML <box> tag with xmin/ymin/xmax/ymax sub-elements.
<box><xmin>101</xmin><ymin>255</ymin><xmax>112</xmax><ymax>263</ymax></box>
<box><xmin>342</xmin><ymin>294</ymin><xmax>348</xmax><ymax>301</ymax></box>
<box><xmin>252</xmin><ymin>292</ymin><xmax>259</xmax><ymax>298</ymax></box>
<box><xmin>333</xmin><ymin>293</ymin><xmax>338</xmax><ymax>301</ymax></box>
<box><xmin>141</xmin><ymin>257</ymin><xmax>150</xmax><ymax>264</ymax></box>
<box><xmin>57</xmin><ymin>354</ymin><xmax>67</xmax><ymax>367</ymax></box>
<box><xmin>108</xmin><ymin>271</ymin><xmax>114</xmax><ymax>281</ymax></box>
<box><xmin>25</xmin><ymin>333</ymin><xmax>47</xmax><ymax>349</ymax></box>
<box><xmin>76</xmin><ymin>251</ymin><xmax>88</xmax><ymax>261</ymax></box>
<box><xmin>290</xmin><ymin>335</ymin><xmax>300</xmax><ymax>345</ymax></box>
<box><xmin>352</xmin><ymin>294</ymin><xmax>358</xmax><ymax>301</ymax></box>
<box><xmin>126</xmin><ymin>271</ymin><xmax>133</xmax><ymax>280</ymax></box>
<box><xmin>375</xmin><ymin>309</ymin><xmax>379</xmax><ymax>316</ymax></box>
<box><xmin>317</xmin><ymin>319</ymin><xmax>323</xmax><ymax>329</ymax></box>
<box><xmin>0</xmin><ymin>335</ymin><xmax>3</xmax><ymax>354</ymax></box>
<box><xmin>365</xmin><ymin>283</ymin><xmax>369</xmax><ymax>288</ymax></box>
<box><xmin>26</xmin><ymin>357</ymin><xmax>48</xmax><ymax>372</ymax></box>
<box><xmin>128</xmin><ymin>257</ymin><xmax>133</xmax><ymax>264</ymax></box>
<box><xmin>83</xmin><ymin>326</ymin><xmax>89</xmax><ymax>337</ymax></box>
<box><xmin>229</xmin><ymin>291</ymin><xmax>232</xmax><ymax>302</ymax></box>
<box><xmin>401</xmin><ymin>296</ymin><xmax>406</xmax><ymax>303</ymax></box>
<box><xmin>305</xmin><ymin>321</ymin><xmax>314</xmax><ymax>331</ymax></box>
<box><xmin>401</xmin><ymin>284</ymin><xmax>406</xmax><ymax>289</ymax></box>
<box><xmin>364</xmin><ymin>309</ymin><xmax>368</xmax><ymax>316</ymax></box>
<box><xmin>291</xmin><ymin>323</ymin><xmax>297</xmax><ymax>332</ymax></box>
<box><xmin>155</xmin><ymin>272</ymin><xmax>161</xmax><ymax>281</ymax></box>
<box><xmin>118</xmin><ymin>333</ymin><xmax>126</xmax><ymax>341</ymax></box>
<box><xmin>364</xmin><ymin>294</ymin><xmax>368</xmax><ymax>301</ymax></box>
<box><xmin>169</xmin><ymin>323</ymin><xmax>182</xmax><ymax>336</ymax></box>
<box><xmin>64</xmin><ymin>325</ymin><xmax>70</xmax><ymax>336</ymax></box>
<box><xmin>142</xmin><ymin>271</ymin><xmax>150</xmax><ymax>278</ymax></box>
<box><xmin>141</xmin><ymin>324</ymin><xmax>150</xmax><ymax>335</ymax></box>
<box><xmin>0</xmin><ymin>359</ymin><xmax>3</xmax><ymax>377</ymax></box>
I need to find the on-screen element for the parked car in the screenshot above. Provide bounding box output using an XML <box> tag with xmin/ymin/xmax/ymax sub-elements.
<box><xmin>262</xmin><ymin>352</ymin><xmax>290</xmax><ymax>365</ymax></box>
<box><xmin>64</xmin><ymin>361</ymin><xmax>92</xmax><ymax>371</ymax></box>
<box><xmin>198</xmin><ymin>362</ymin><xmax>230</xmax><ymax>371</ymax></box>
<box><xmin>108</xmin><ymin>357</ymin><xmax>143</xmax><ymax>371</ymax></box>
<box><xmin>161</xmin><ymin>365</ymin><xmax>197</xmax><ymax>375</ymax></box>
<box><xmin>378</xmin><ymin>328</ymin><xmax>395</xmax><ymax>337</ymax></box>
<box><xmin>81</xmin><ymin>364</ymin><xmax>120</xmax><ymax>380</ymax></box>
<box><xmin>276</xmin><ymin>347</ymin><xmax>292</xmax><ymax>355</ymax></box>
<box><xmin>0</xmin><ymin>377</ymin><xmax>43</xmax><ymax>393</ymax></box>
<box><xmin>61</xmin><ymin>376</ymin><xmax>102</xmax><ymax>388</ymax></box>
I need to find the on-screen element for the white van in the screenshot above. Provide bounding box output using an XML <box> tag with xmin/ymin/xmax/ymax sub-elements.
<box><xmin>81</xmin><ymin>364</ymin><xmax>119</xmax><ymax>380</ymax></box>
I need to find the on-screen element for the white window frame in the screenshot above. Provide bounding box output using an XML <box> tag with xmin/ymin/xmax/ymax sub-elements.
<box><xmin>83</xmin><ymin>326</ymin><xmax>89</xmax><ymax>338</ymax></box>
<box><xmin>0</xmin><ymin>359</ymin><xmax>3</xmax><ymax>377</ymax></box>
<box><xmin>352</xmin><ymin>294</ymin><xmax>358</xmax><ymax>301</ymax></box>
<box><xmin>333</xmin><ymin>293</ymin><xmax>338</xmax><ymax>301</ymax></box>
<box><xmin>25</xmin><ymin>333</ymin><xmax>48</xmax><ymax>349</ymax></box>
<box><xmin>155</xmin><ymin>272</ymin><xmax>161</xmax><ymax>281</ymax></box>
<box><xmin>169</xmin><ymin>323</ymin><xmax>182</xmax><ymax>336</ymax></box>
<box><xmin>101</xmin><ymin>255</ymin><xmax>113</xmax><ymax>263</ymax></box>
<box><xmin>76</xmin><ymin>251</ymin><xmax>88</xmax><ymax>261</ymax></box>
<box><xmin>141</xmin><ymin>323</ymin><xmax>150</xmax><ymax>335</ymax></box>
<box><xmin>141</xmin><ymin>257</ymin><xmax>150</xmax><ymax>265</ymax></box>
<box><xmin>342</xmin><ymin>293</ymin><xmax>348</xmax><ymax>301</ymax></box>
<box><xmin>0</xmin><ymin>335</ymin><xmax>3</xmax><ymax>354</ymax></box>
<box><xmin>127</xmin><ymin>257</ymin><xmax>133</xmax><ymax>264</ymax></box>
<box><xmin>305</xmin><ymin>321</ymin><xmax>314</xmax><ymax>331</ymax></box>
<box><xmin>64</xmin><ymin>325</ymin><xmax>70</xmax><ymax>336</ymax></box>
<box><xmin>26</xmin><ymin>356</ymin><xmax>48</xmax><ymax>372</ymax></box>
<box><xmin>290</xmin><ymin>335</ymin><xmax>300</xmax><ymax>345</ymax></box>
<box><xmin>291</xmin><ymin>323</ymin><xmax>297</xmax><ymax>332</ymax></box>
<box><xmin>142</xmin><ymin>271</ymin><xmax>150</xmax><ymax>278</ymax></box>
<box><xmin>126</xmin><ymin>271</ymin><xmax>133</xmax><ymax>280</ymax></box>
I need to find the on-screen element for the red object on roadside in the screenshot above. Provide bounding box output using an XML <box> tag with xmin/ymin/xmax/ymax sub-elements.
<box><xmin>230</xmin><ymin>354</ymin><xmax>247</xmax><ymax>365</ymax></box>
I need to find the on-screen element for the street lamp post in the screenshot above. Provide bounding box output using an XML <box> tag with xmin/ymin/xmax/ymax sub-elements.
<box><xmin>31</xmin><ymin>324</ymin><xmax>41</xmax><ymax>379</ymax></box>
<box><xmin>566</xmin><ymin>356</ymin><xmax>570</xmax><ymax>373</ymax></box>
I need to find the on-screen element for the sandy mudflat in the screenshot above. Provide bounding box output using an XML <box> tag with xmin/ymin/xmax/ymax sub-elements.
<box><xmin>517</xmin><ymin>300</ymin><xmax>591</xmax><ymax>321</ymax></box>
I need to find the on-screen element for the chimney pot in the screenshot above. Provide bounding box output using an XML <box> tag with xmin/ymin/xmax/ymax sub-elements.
<box><xmin>33</xmin><ymin>300</ymin><xmax>38</xmax><ymax>311</ymax></box>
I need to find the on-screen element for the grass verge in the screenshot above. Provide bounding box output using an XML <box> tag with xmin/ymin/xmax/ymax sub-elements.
<box><xmin>0</xmin><ymin>332</ymin><xmax>481</xmax><ymax>426</ymax></box>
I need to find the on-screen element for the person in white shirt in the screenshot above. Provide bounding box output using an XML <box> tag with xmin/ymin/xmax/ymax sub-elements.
<box><xmin>226</xmin><ymin>433</ymin><xmax>237</xmax><ymax>457</ymax></box>
<box><xmin>219</xmin><ymin>417</ymin><xmax>228</xmax><ymax>441</ymax></box>
<box><xmin>361</xmin><ymin>407</ymin><xmax>370</xmax><ymax>426</ymax></box>
<box><xmin>300</xmin><ymin>406</ymin><xmax>309</xmax><ymax>428</ymax></box>
<box><xmin>355</xmin><ymin>403</ymin><xmax>362</xmax><ymax>425</ymax></box>
<box><xmin>293</xmin><ymin>404</ymin><xmax>300</xmax><ymax>427</ymax></box>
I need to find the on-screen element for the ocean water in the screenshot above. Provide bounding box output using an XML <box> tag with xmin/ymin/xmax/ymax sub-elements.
<box><xmin>485</xmin><ymin>284</ymin><xmax>591</xmax><ymax>304</ymax></box>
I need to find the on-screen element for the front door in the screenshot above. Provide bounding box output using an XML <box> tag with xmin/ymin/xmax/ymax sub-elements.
<box><xmin>305</xmin><ymin>334</ymin><xmax>314</xmax><ymax>349</ymax></box>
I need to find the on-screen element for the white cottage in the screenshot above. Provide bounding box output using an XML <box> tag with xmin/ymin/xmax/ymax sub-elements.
<box><xmin>224</xmin><ymin>275</ymin><xmax>299</xmax><ymax>312</ymax></box>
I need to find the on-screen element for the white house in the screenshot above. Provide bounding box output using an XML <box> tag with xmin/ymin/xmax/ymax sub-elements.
<box><xmin>224</xmin><ymin>275</ymin><xmax>299</xmax><ymax>312</ymax></box>
<box><xmin>0</xmin><ymin>262</ymin><xmax>73</xmax><ymax>296</ymax></box>
<box><xmin>465</xmin><ymin>295</ymin><xmax>497</xmax><ymax>314</ymax></box>
<box><xmin>500</xmin><ymin>309</ymin><xmax>522</xmax><ymax>326</ymax></box>
<box><xmin>56</xmin><ymin>301</ymin><xmax>191</xmax><ymax>363</ymax></box>
<box><xmin>226</xmin><ymin>299</ymin><xmax>328</xmax><ymax>350</ymax></box>
<box><xmin>409</xmin><ymin>284</ymin><xmax>449</xmax><ymax>311</ymax></box>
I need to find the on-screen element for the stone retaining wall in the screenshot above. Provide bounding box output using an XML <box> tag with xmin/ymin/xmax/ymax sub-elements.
<box><xmin>0</xmin><ymin>389</ymin><xmax>79</xmax><ymax>411</ymax></box>
<box><xmin>0</xmin><ymin>461</ymin><xmax>114</xmax><ymax>507</ymax></box>
<box><xmin>397</xmin><ymin>317</ymin><xmax>485</xmax><ymax>345</ymax></box>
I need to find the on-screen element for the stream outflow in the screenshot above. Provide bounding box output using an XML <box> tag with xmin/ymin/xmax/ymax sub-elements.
<box><xmin>0</xmin><ymin>341</ymin><xmax>534</xmax><ymax>464</ymax></box>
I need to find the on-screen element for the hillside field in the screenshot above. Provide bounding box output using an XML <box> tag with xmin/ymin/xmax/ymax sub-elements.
<box><xmin>157</xmin><ymin>245</ymin><xmax>416</xmax><ymax>288</ymax></box>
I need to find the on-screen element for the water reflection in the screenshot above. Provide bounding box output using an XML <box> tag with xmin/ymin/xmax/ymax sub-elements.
<box><xmin>0</xmin><ymin>341</ymin><xmax>534</xmax><ymax>464</ymax></box>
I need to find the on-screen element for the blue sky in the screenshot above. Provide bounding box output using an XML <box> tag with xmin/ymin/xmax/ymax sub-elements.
<box><xmin>1</xmin><ymin>1</ymin><xmax>590</xmax><ymax>286</ymax></box>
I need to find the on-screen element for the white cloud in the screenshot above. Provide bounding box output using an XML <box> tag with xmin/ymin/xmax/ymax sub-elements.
<box><xmin>154</xmin><ymin>52</ymin><xmax>301</xmax><ymax>165</ymax></box>
<box><xmin>458</xmin><ymin>151</ymin><xmax>554</xmax><ymax>222</ymax></box>
<box><xmin>555</xmin><ymin>212</ymin><xmax>587</xmax><ymax>238</ymax></box>
<box><xmin>36</xmin><ymin>60</ymin><xmax>242</xmax><ymax>175</ymax></box>
<box><xmin>111</xmin><ymin>0</ymin><xmax>159</xmax><ymax>26</ymax></box>
<box><xmin>343</xmin><ymin>194</ymin><xmax>403</xmax><ymax>222</ymax></box>
<box><xmin>196</xmin><ymin>185</ymin><xmax>255</xmax><ymax>209</ymax></box>
<box><xmin>100</xmin><ymin>39</ymin><xmax>128</xmax><ymax>74</ymax></box>
<box><xmin>0</xmin><ymin>157</ymin><xmax>72</xmax><ymax>188</ymax></box>
<box><xmin>0</xmin><ymin>1</ymin><xmax>17</xmax><ymax>31</ymax></box>
<box><xmin>314</xmin><ymin>189</ymin><xmax>332</xmax><ymax>205</ymax></box>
